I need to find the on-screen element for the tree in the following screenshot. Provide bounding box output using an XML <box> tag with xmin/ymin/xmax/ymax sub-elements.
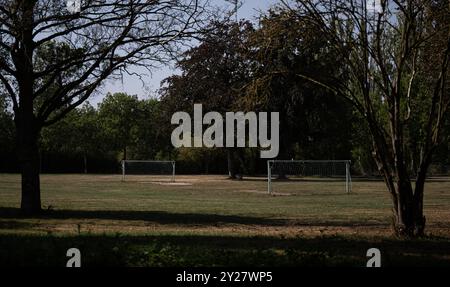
<box><xmin>160</xmin><ymin>20</ymin><xmax>255</xmax><ymax>178</ymax></box>
<box><xmin>98</xmin><ymin>93</ymin><xmax>140</xmax><ymax>161</ymax></box>
<box><xmin>283</xmin><ymin>0</ymin><xmax>449</xmax><ymax>237</ymax></box>
<box><xmin>41</xmin><ymin>103</ymin><xmax>102</xmax><ymax>174</ymax></box>
<box><xmin>0</xmin><ymin>0</ymin><xmax>207</xmax><ymax>214</ymax></box>
<box><xmin>132</xmin><ymin>98</ymin><xmax>169</xmax><ymax>160</ymax></box>
<box><xmin>244</xmin><ymin>10</ymin><xmax>353</xmax><ymax>163</ymax></box>
<box><xmin>75</xmin><ymin>104</ymin><xmax>103</xmax><ymax>174</ymax></box>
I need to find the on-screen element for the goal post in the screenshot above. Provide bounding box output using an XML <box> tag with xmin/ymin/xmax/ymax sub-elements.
<box><xmin>121</xmin><ymin>160</ymin><xmax>176</xmax><ymax>182</ymax></box>
<box><xmin>267</xmin><ymin>160</ymin><xmax>352</xmax><ymax>195</ymax></box>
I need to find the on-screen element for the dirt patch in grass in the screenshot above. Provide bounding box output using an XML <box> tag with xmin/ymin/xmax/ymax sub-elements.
<box><xmin>235</xmin><ymin>189</ymin><xmax>294</xmax><ymax>196</ymax></box>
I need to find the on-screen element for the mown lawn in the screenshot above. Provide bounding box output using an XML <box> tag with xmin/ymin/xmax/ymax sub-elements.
<box><xmin>1</xmin><ymin>174</ymin><xmax>450</xmax><ymax>266</ymax></box>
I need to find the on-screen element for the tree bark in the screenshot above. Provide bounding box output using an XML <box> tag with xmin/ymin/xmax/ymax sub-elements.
<box><xmin>382</xmin><ymin>164</ymin><xmax>426</xmax><ymax>238</ymax></box>
<box><xmin>371</xmin><ymin>131</ymin><xmax>426</xmax><ymax>238</ymax></box>
<box><xmin>411</xmin><ymin>152</ymin><xmax>434</xmax><ymax>237</ymax></box>
<box><xmin>16</xmin><ymin>118</ymin><xmax>42</xmax><ymax>215</ymax></box>
<box><xmin>11</xmin><ymin>0</ymin><xmax>41</xmax><ymax>215</ymax></box>
<box><xmin>391</xmin><ymin>190</ymin><xmax>426</xmax><ymax>238</ymax></box>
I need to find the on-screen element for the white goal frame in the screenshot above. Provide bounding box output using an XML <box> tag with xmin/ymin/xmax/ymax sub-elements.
<box><xmin>121</xmin><ymin>160</ymin><xmax>176</xmax><ymax>182</ymax></box>
<box><xmin>267</xmin><ymin>160</ymin><xmax>352</xmax><ymax>195</ymax></box>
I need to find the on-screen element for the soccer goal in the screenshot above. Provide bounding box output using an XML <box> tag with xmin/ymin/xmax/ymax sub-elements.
<box><xmin>121</xmin><ymin>160</ymin><xmax>176</xmax><ymax>182</ymax></box>
<box><xmin>267</xmin><ymin>160</ymin><xmax>352</xmax><ymax>195</ymax></box>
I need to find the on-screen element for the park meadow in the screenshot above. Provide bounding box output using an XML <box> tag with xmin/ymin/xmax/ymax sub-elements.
<box><xmin>1</xmin><ymin>174</ymin><xmax>450</xmax><ymax>266</ymax></box>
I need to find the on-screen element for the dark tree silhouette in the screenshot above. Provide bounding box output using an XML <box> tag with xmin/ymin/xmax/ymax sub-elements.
<box><xmin>0</xmin><ymin>0</ymin><xmax>207</xmax><ymax>214</ymax></box>
<box><xmin>160</xmin><ymin>20</ymin><xmax>255</xmax><ymax>178</ymax></box>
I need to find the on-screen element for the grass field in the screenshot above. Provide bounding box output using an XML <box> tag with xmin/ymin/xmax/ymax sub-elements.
<box><xmin>1</xmin><ymin>174</ymin><xmax>450</xmax><ymax>266</ymax></box>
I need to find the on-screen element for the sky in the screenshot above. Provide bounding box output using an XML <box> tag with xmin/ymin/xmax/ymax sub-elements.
<box><xmin>93</xmin><ymin>0</ymin><xmax>280</xmax><ymax>105</ymax></box>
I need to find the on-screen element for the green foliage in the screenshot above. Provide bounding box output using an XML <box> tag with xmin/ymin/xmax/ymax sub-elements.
<box><xmin>36</xmin><ymin>93</ymin><xmax>174</xmax><ymax>173</ymax></box>
<box><xmin>42</xmin><ymin>103</ymin><xmax>100</xmax><ymax>153</ymax></box>
<box><xmin>160</xmin><ymin>20</ymin><xmax>254</xmax><ymax>114</ymax></box>
<box><xmin>159</xmin><ymin>16</ymin><xmax>356</xmax><ymax>174</ymax></box>
<box><xmin>159</xmin><ymin>20</ymin><xmax>256</xmax><ymax>176</ymax></box>
<box><xmin>98</xmin><ymin>93</ymin><xmax>170</xmax><ymax>161</ymax></box>
<box><xmin>175</xmin><ymin>147</ymin><xmax>228</xmax><ymax>174</ymax></box>
<box><xmin>98</xmin><ymin>93</ymin><xmax>140</xmax><ymax>160</ymax></box>
<box><xmin>243</xmin><ymin>10</ymin><xmax>354</xmax><ymax>160</ymax></box>
<box><xmin>40</xmin><ymin>102</ymin><xmax>108</xmax><ymax>173</ymax></box>
<box><xmin>132</xmin><ymin>99</ymin><xmax>170</xmax><ymax>160</ymax></box>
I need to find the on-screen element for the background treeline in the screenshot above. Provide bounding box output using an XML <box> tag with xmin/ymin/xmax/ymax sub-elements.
<box><xmin>0</xmin><ymin>11</ymin><xmax>448</xmax><ymax>176</ymax></box>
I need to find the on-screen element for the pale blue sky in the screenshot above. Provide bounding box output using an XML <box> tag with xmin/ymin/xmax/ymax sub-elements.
<box><xmin>94</xmin><ymin>0</ymin><xmax>280</xmax><ymax>105</ymax></box>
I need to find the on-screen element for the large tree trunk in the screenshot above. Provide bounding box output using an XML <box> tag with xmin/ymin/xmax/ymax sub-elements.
<box><xmin>16</xmin><ymin>117</ymin><xmax>42</xmax><ymax>215</ymax></box>
<box><xmin>371</xmin><ymin>131</ymin><xmax>427</xmax><ymax>238</ymax></box>
<box><xmin>390</xmin><ymin>178</ymin><xmax>423</xmax><ymax>237</ymax></box>
<box><xmin>19</xmin><ymin>146</ymin><xmax>41</xmax><ymax>215</ymax></box>
<box><xmin>12</xmin><ymin>0</ymin><xmax>41</xmax><ymax>215</ymax></box>
<box><xmin>391</xmin><ymin>193</ymin><xmax>426</xmax><ymax>237</ymax></box>
<box><xmin>377</xmin><ymin>160</ymin><xmax>427</xmax><ymax>238</ymax></box>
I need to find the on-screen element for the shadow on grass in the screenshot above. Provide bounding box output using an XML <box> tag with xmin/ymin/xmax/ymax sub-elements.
<box><xmin>0</xmin><ymin>220</ymin><xmax>36</xmax><ymax>229</ymax></box>
<box><xmin>238</xmin><ymin>176</ymin><xmax>450</xmax><ymax>183</ymax></box>
<box><xmin>1</xmin><ymin>233</ymin><xmax>450</xmax><ymax>267</ymax></box>
<box><xmin>229</xmin><ymin>177</ymin><xmax>375</xmax><ymax>183</ymax></box>
<box><xmin>0</xmin><ymin>207</ymin><xmax>386</xmax><ymax>228</ymax></box>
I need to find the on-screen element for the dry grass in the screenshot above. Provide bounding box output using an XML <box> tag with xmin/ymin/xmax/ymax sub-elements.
<box><xmin>1</xmin><ymin>174</ymin><xmax>449</xmax><ymax>238</ymax></box>
<box><xmin>1</xmin><ymin>174</ymin><xmax>450</xmax><ymax>266</ymax></box>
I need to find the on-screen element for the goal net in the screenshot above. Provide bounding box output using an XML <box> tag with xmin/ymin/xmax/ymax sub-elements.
<box><xmin>121</xmin><ymin>160</ymin><xmax>176</xmax><ymax>182</ymax></box>
<box><xmin>267</xmin><ymin>160</ymin><xmax>352</xmax><ymax>195</ymax></box>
